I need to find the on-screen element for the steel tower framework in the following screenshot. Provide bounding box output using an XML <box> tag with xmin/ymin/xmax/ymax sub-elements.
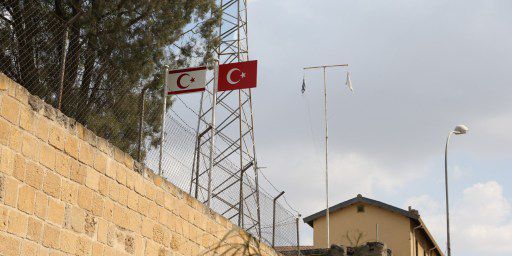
<box><xmin>189</xmin><ymin>0</ymin><xmax>262</xmax><ymax>239</ymax></box>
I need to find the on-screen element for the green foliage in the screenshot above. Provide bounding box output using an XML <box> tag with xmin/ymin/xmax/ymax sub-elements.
<box><xmin>0</xmin><ymin>0</ymin><xmax>220</xmax><ymax>159</ymax></box>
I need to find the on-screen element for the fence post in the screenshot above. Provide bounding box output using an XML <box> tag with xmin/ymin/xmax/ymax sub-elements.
<box><xmin>296</xmin><ymin>213</ymin><xmax>301</xmax><ymax>255</ymax></box>
<box><xmin>57</xmin><ymin>28</ymin><xmax>68</xmax><ymax>110</ymax></box>
<box><xmin>56</xmin><ymin>11</ymin><xmax>82</xmax><ymax>110</ymax></box>
<box><xmin>272</xmin><ymin>191</ymin><xmax>285</xmax><ymax>248</ymax></box>
<box><xmin>137</xmin><ymin>87</ymin><xmax>147</xmax><ymax>162</ymax></box>
<box><xmin>159</xmin><ymin>66</ymin><xmax>169</xmax><ymax>176</ymax></box>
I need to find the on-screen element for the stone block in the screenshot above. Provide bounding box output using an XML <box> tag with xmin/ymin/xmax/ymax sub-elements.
<box><xmin>34</xmin><ymin>191</ymin><xmax>48</xmax><ymax>219</ymax></box>
<box><xmin>0</xmin><ymin>147</ymin><xmax>14</xmax><ymax>177</ymax></box>
<box><xmin>102</xmin><ymin>199</ymin><xmax>115</xmax><ymax>222</ymax></box>
<box><xmin>91</xmin><ymin>192</ymin><xmax>104</xmax><ymax>216</ymax></box>
<box><xmin>70</xmin><ymin>162</ymin><xmax>86</xmax><ymax>185</ymax></box>
<box><xmin>78</xmin><ymin>185</ymin><xmax>93</xmax><ymax>211</ymax></box>
<box><xmin>116</xmin><ymin>164</ymin><xmax>127</xmax><ymax>186</ymax></box>
<box><xmin>49</xmin><ymin>125</ymin><xmax>65</xmax><ymax>150</ymax></box>
<box><xmin>64</xmin><ymin>133</ymin><xmax>79</xmax><ymax>159</ymax></box>
<box><xmin>91</xmin><ymin>242</ymin><xmax>104</xmax><ymax>256</ymax></box>
<box><xmin>59</xmin><ymin>230</ymin><xmax>78</xmax><ymax>254</ymax></box>
<box><xmin>54</xmin><ymin>151</ymin><xmax>70</xmax><ymax>178</ymax></box>
<box><xmin>43</xmin><ymin>171</ymin><xmax>61</xmax><ymax>198</ymax></box>
<box><xmin>7</xmin><ymin>209</ymin><xmax>27</xmax><ymax>236</ymax></box>
<box><xmin>96</xmin><ymin>218</ymin><xmax>108</xmax><ymax>243</ymax></box>
<box><xmin>27</xmin><ymin>217</ymin><xmax>43</xmax><ymax>242</ymax></box>
<box><xmin>76</xmin><ymin>236</ymin><xmax>92</xmax><ymax>256</ymax></box>
<box><xmin>21</xmin><ymin>240</ymin><xmax>38</xmax><ymax>255</ymax></box>
<box><xmin>0</xmin><ymin>232</ymin><xmax>21</xmax><ymax>256</ymax></box>
<box><xmin>0</xmin><ymin>118</ymin><xmax>12</xmax><ymax>146</ymax></box>
<box><xmin>61</xmin><ymin>179</ymin><xmax>78</xmax><ymax>205</ymax></box>
<box><xmin>85</xmin><ymin>165</ymin><xmax>100</xmax><ymax>191</ymax></box>
<box><xmin>1</xmin><ymin>95</ymin><xmax>20</xmax><ymax>124</ymax></box>
<box><xmin>142</xmin><ymin>218</ymin><xmax>154</xmax><ymax>239</ymax></box>
<box><xmin>98</xmin><ymin>175</ymin><xmax>108</xmax><ymax>196</ymax></box>
<box><xmin>3</xmin><ymin>176</ymin><xmax>18</xmax><ymax>207</ymax></box>
<box><xmin>18</xmin><ymin>184</ymin><xmax>35</xmax><ymax>214</ymax></box>
<box><xmin>15</xmin><ymin>84</ymin><xmax>29</xmax><ymax>106</ymax></box>
<box><xmin>134</xmin><ymin>176</ymin><xmax>145</xmax><ymax>196</ymax></box>
<box><xmin>127</xmin><ymin>190</ymin><xmax>139</xmax><ymax>210</ymax></box>
<box><xmin>93</xmin><ymin>151</ymin><xmax>107</xmax><ymax>174</ymax></box>
<box><xmin>21</xmin><ymin>133</ymin><xmax>38</xmax><ymax>161</ymax></box>
<box><xmin>12</xmin><ymin>153</ymin><xmax>25</xmax><ymax>180</ymax></box>
<box><xmin>0</xmin><ymin>205</ymin><xmax>7</xmax><ymax>231</ymax></box>
<box><xmin>19</xmin><ymin>107</ymin><xmax>33</xmax><ymax>132</ymax></box>
<box><xmin>78</xmin><ymin>141</ymin><xmax>93</xmax><ymax>166</ymax></box>
<box><xmin>118</xmin><ymin>186</ymin><xmax>128</xmax><ymax>206</ymax></box>
<box><xmin>25</xmin><ymin>161</ymin><xmax>44</xmax><ymax>189</ymax></box>
<box><xmin>107</xmin><ymin>178</ymin><xmax>119</xmax><ymax>202</ymax></box>
<box><xmin>64</xmin><ymin>206</ymin><xmax>85</xmax><ymax>234</ymax></box>
<box><xmin>34</xmin><ymin>115</ymin><xmax>50</xmax><ymax>142</ymax></box>
<box><xmin>84</xmin><ymin>212</ymin><xmax>97</xmax><ymax>237</ymax></box>
<box><xmin>43</xmin><ymin>224</ymin><xmax>60</xmax><ymax>249</ymax></box>
<box><xmin>148</xmin><ymin>202</ymin><xmax>159</xmax><ymax>221</ymax></box>
<box><xmin>47</xmin><ymin>197</ymin><xmax>65</xmax><ymax>226</ymax></box>
<box><xmin>39</xmin><ymin>143</ymin><xmax>56</xmax><ymax>170</ymax></box>
<box><xmin>138</xmin><ymin>196</ymin><xmax>149</xmax><ymax>217</ymax></box>
<box><xmin>127</xmin><ymin>210</ymin><xmax>142</xmax><ymax>233</ymax></box>
<box><xmin>9</xmin><ymin>127</ymin><xmax>22</xmax><ymax>152</ymax></box>
<box><xmin>145</xmin><ymin>182</ymin><xmax>156</xmax><ymax>201</ymax></box>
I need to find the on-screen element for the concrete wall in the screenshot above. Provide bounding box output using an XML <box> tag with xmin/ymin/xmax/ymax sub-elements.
<box><xmin>312</xmin><ymin>204</ymin><xmax>411</xmax><ymax>256</ymax></box>
<box><xmin>0</xmin><ymin>73</ymin><xmax>278</xmax><ymax>256</ymax></box>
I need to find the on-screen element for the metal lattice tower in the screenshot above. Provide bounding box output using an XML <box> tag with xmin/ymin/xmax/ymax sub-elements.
<box><xmin>189</xmin><ymin>0</ymin><xmax>262</xmax><ymax>239</ymax></box>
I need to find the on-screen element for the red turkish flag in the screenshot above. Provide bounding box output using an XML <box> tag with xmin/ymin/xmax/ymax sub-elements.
<box><xmin>217</xmin><ymin>60</ymin><xmax>257</xmax><ymax>91</ymax></box>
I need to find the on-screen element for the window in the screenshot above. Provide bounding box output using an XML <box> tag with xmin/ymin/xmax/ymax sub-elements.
<box><xmin>357</xmin><ymin>205</ymin><xmax>365</xmax><ymax>213</ymax></box>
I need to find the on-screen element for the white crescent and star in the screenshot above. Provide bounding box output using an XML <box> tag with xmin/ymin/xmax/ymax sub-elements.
<box><xmin>226</xmin><ymin>68</ymin><xmax>246</xmax><ymax>85</ymax></box>
<box><xmin>177</xmin><ymin>73</ymin><xmax>196</xmax><ymax>89</ymax></box>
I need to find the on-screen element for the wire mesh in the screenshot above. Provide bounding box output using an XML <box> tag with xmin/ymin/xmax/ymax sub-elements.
<box><xmin>0</xmin><ymin>0</ymin><xmax>300</xmax><ymax>249</ymax></box>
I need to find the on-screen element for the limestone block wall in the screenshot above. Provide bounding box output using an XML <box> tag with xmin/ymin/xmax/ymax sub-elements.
<box><xmin>0</xmin><ymin>73</ymin><xmax>279</xmax><ymax>256</ymax></box>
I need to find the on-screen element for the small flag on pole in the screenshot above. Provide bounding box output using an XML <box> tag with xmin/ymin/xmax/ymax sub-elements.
<box><xmin>345</xmin><ymin>71</ymin><xmax>353</xmax><ymax>92</ymax></box>
<box><xmin>301</xmin><ymin>77</ymin><xmax>306</xmax><ymax>94</ymax></box>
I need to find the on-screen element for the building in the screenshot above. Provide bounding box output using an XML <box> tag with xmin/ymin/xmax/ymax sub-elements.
<box><xmin>303</xmin><ymin>194</ymin><xmax>444</xmax><ymax>256</ymax></box>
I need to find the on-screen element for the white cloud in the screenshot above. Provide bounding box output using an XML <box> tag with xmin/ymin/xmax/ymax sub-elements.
<box><xmin>408</xmin><ymin>181</ymin><xmax>512</xmax><ymax>255</ymax></box>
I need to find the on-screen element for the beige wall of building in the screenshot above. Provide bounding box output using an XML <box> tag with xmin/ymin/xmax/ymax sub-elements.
<box><xmin>312</xmin><ymin>204</ymin><xmax>412</xmax><ymax>256</ymax></box>
<box><xmin>0</xmin><ymin>73</ymin><xmax>277</xmax><ymax>256</ymax></box>
<box><xmin>307</xmin><ymin>198</ymin><xmax>443</xmax><ymax>256</ymax></box>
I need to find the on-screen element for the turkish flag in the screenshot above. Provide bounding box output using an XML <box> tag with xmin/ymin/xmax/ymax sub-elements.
<box><xmin>217</xmin><ymin>60</ymin><xmax>257</xmax><ymax>91</ymax></box>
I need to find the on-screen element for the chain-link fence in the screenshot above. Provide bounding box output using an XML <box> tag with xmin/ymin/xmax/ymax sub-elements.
<box><xmin>0</xmin><ymin>0</ymin><xmax>300</xmax><ymax>250</ymax></box>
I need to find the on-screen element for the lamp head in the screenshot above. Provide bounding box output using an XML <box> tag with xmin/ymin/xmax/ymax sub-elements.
<box><xmin>453</xmin><ymin>125</ymin><xmax>469</xmax><ymax>135</ymax></box>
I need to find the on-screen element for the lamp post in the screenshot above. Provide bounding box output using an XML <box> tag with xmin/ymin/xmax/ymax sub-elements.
<box><xmin>444</xmin><ymin>124</ymin><xmax>468</xmax><ymax>256</ymax></box>
<box><xmin>302</xmin><ymin>64</ymin><xmax>352</xmax><ymax>248</ymax></box>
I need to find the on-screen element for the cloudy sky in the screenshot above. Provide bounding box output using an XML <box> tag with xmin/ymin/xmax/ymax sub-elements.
<box><xmin>244</xmin><ymin>0</ymin><xmax>512</xmax><ymax>255</ymax></box>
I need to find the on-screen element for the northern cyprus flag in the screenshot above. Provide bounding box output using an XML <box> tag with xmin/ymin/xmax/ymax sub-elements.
<box><xmin>167</xmin><ymin>66</ymin><xmax>207</xmax><ymax>95</ymax></box>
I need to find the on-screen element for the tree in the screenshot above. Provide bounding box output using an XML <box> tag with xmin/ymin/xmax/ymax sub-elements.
<box><xmin>0</xmin><ymin>0</ymin><xmax>220</xmax><ymax>159</ymax></box>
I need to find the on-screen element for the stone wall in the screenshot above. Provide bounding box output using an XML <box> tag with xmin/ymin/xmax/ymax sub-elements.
<box><xmin>0</xmin><ymin>73</ymin><xmax>279</xmax><ymax>256</ymax></box>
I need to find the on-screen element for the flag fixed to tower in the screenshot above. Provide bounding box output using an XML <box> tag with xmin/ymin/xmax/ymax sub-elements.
<box><xmin>218</xmin><ymin>60</ymin><xmax>257</xmax><ymax>91</ymax></box>
<box><xmin>166</xmin><ymin>66</ymin><xmax>207</xmax><ymax>95</ymax></box>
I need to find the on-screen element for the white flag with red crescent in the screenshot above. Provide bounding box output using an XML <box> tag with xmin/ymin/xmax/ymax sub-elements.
<box><xmin>167</xmin><ymin>66</ymin><xmax>207</xmax><ymax>95</ymax></box>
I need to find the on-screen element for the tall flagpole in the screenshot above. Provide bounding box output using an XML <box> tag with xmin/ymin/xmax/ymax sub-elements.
<box><xmin>159</xmin><ymin>66</ymin><xmax>169</xmax><ymax>176</ymax></box>
<box><xmin>322</xmin><ymin>67</ymin><xmax>330</xmax><ymax>247</ymax></box>
<box><xmin>303</xmin><ymin>64</ymin><xmax>350</xmax><ymax>248</ymax></box>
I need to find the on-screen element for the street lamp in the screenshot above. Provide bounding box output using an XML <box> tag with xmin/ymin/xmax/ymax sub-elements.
<box><xmin>444</xmin><ymin>124</ymin><xmax>468</xmax><ymax>256</ymax></box>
